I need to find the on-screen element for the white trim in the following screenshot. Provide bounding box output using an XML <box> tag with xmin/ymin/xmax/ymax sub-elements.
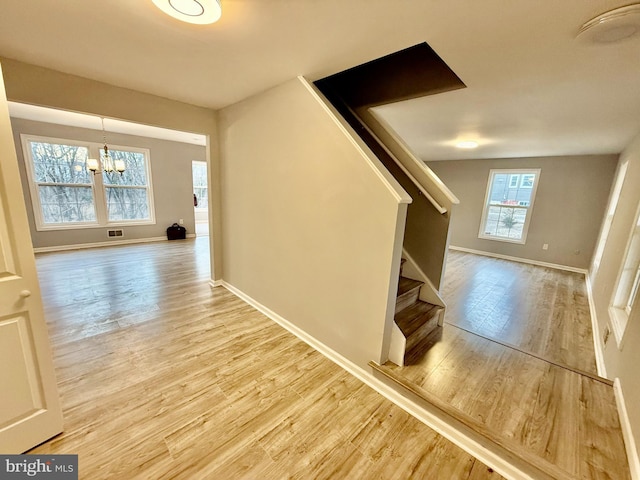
<box><xmin>614</xmin><ymin>378</ymin><xmax>640</xmax><ymax>480</ymax></box>
<box><xmin>32</xmin><ymin>235</ymin><xmax>195</xmax><ymax>253</ymax></box>
<box><xmin>218</xmin><ymin>280</ymin><xmax>537</xmax><ymax>480</ymax></box>
<box><xmin>449</xmin><ymin>245</ymin><xmax>588</xmax><ymax>274</ymax></box>
<box><xmin>209</xmin><ymin>279</ymin><xmax>224</xmax><ymax>288</ymax></box>
<box><xmin>585</xmin><ymin>273</ymin><xmax>609</xmax><ymax>378</ymax></box>
<box><xmin>298</xmin><ymin>76</ymin><xmax>411</xmax><ymax>206</ymax></box>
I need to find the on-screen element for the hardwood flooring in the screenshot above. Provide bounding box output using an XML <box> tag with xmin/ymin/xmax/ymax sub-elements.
<box><xmin>29</xmin><ymin>239</ymin><xmax>502</xmax><ymax>479</ymax></box>
<box><xmin>442</xmin><ymin>250</ymin><xmax>597</xmax><ymax>374</ymax></box>
<box><xmin>378</xmin><ymin>250</ymin><xmax>629</xmax><ymax>480</ymax></box>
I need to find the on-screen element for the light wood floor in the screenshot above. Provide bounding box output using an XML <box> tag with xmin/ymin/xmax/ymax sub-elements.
<box><xmin>30</xmin><ymin>239</ymin><xmax>503</xmax><ymax>479</ymax></box>
<box><xmin>380</xmin><ymin>250</ymin><xmax>629</xmax><ymax>480</ymax></box>
<box><xmin>443</xmin><ymin>251</ymin><xmax>597</xmax><ymax>374</ymax></box>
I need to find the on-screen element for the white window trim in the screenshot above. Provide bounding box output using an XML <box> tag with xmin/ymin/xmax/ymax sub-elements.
<box><xmin>478</xmin><ymin>168</ymin><xmax>541</xmax><ymax>245</ymax></box>
<box><xmin>592</xmin><ymin>160</ymin><xmax>628</xmax><ymax>273</ymax></box>
<box><xmin>609</xmin><ymin>199</ymin><xmax>640</xmax><ymax>349</ymax></box>
<box><xmin>21</xmin><ymin>134</ymin><xmax>156</xmax><ymax>231</ymax></box>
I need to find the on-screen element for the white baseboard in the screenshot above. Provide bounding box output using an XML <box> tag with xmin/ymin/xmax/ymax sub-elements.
<box><xmin>614</xmin><ymin>379</ymin><xmax>640</xmax><ymax>480</ymax></box>
<box><xmin>33</xmin><ymin>236</ymin><xmax>168</xmax><ymax>253</ymax></box>
<box><xmin>584</xmin><ymin>274</ymin><xmax>608</xmax><ymax>378</ymax></box>
<box><xmin>449</xmin><ymin>245</ymin><xmax>588</xmax><ymax>274</ymax></box>
<box><xmin>218</xmin><ymin>280</ymin><xmax>536</xmax><ymax>480</ymax></box>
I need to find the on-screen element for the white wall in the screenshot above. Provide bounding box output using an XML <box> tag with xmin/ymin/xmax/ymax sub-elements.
<box><xmin>590</xmin><ymin>131</ymin><xmax>640</xmax><ymax>464</ymax></box>
<box><xmin>218</xmin><ymin>77</ymin><xmax>409</xmax><ymax>368</ymax></box>
<box><xmin>11</xmin><ymin>117</ymin><xmax>206</xmax><ymax>249</ymax></box>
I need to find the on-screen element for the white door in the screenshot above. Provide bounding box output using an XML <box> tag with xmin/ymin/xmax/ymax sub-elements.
<box><xmin>0</xmin><ymin>63</ymin><xmax>63</xmax><ymax>453</ymax></box>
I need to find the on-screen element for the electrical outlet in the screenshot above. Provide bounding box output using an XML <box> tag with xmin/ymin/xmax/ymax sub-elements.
<box><xmin>603</xmin><ymin>325</ymin><xmax>610</xmax><ymax>345</ymax></box>
<box><xmin>542</xmin><ymin>243</ymin><xmax>548</xmax><ymax>250</ymax></box>
<box><xmin>179</xmin><ymin>218</ymin><xmax>184</xmax><ymax>225</ymax></box>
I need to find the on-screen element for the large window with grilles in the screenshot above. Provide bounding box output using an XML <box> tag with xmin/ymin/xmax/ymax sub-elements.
<box><xmin>22</xmin><ymin>135</ymin><xmax>155</xmax><ymax>230</ymax></box>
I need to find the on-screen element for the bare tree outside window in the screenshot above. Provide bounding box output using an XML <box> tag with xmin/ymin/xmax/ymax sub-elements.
<box><xmin>23</xmin><ymin>135</ymin><xmax>155</xmax><ymax>230</ymax></box>
<box><xmin>103</xmin><ymin>150</ymin><xmax>151</xmax><ymax>221</ymax></box>
<box><xmin>29</xmin><ymin>141</ymin><xmax>96</xmax><ymax>224</ymax></box>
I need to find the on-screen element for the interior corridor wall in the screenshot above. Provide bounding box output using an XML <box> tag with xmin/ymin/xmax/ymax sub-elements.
<box><xmin>218</xmin><ymin>77</ymin><xmax>409</xmax><ymax>368</ymax></box>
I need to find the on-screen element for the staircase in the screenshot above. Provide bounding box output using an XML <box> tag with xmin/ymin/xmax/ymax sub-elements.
<box><xmin>394</xmin><ymin>260</ymin><xmax>442</xmax><ymax>365</ymax></box>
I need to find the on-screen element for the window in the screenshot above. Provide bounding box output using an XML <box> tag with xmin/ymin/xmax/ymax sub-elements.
<box><xmin>192</xmin><ymin>161</ymin><xmax>208</xmax><ymax>210</ymax></box>
<box><xmin>26</xmin><ymin>140</ymin><xmax>97</xmax><ymax>225</ymax></box>
<box><xmin>103</xmin><ymin>149</ymin><xmax>152</xmax><ymax>221</ymax></box>
<box><xmin>478</xmin><ymin>169</ymin><xmax>540</xmax><ymax>244</ymax></box>
<box><xmin>610</xmin><ymin>201</ymin><xmax>640</xmax><ymax>347</ymax></box>
<box><xmin>22</xmin><ymin>135</ymin><xmax>155</xmax><ymax>230</ymax></box>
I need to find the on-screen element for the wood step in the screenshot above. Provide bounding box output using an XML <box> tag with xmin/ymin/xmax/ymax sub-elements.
<box><xmin>368</xmin><ymin>360</ymin><xmax>577</xmax><ymax>480</ymax></box>
<box><xmin>396</xmin><ymin>276</ymin><xmax>423</xmax><ymax>314</ymax></box>
<box><xmin>395</xmin><ymin>300</ymin><xmax>441</xmax><ymax>355</ymax></box>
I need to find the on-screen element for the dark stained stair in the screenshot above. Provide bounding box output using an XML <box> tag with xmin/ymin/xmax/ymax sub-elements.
<box><xmin>395</xmin><ymin>273</ymin><xmax>442</xmax><ymax>365</ymax></box>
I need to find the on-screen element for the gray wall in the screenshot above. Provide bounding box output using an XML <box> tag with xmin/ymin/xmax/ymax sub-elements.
<box><xmin>11</xmin><ymin>117</ymin><xmax>206</xmax><ymax>249</ymax></box>
<box><xmin>427</xmin><ymin>154</ymin><xmax>618</xmax><ymax>269</ymax></box>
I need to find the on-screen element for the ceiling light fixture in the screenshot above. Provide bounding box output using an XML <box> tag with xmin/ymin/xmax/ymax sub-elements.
<box><xmin>577</xmin><ymin>4</ymin><xmax>640</xmax><ymax>44</ymax></box>
<box><xmin>152</xmin><ymin>0</ymin><xmax>222</xmax><ymax>24</ymax></box>
<box><xmin>456</xmin><ymin>140</ymin><xmax>479</xmax><ymax>149</ymax></box>
<box><xmin>87</xmin><ymin>119</ymin><xmax>126</xmax><ymax>176</ymax></box>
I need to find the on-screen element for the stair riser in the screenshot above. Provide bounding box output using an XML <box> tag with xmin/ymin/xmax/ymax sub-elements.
<box><xmin>395</xmin><ymin>288</ymin><xmax>420</xmax><ymax>314</ymax></box>
<box><xmin>405</xmin><ymin>317</ymin><xmax>439</xmax><ymax>353</ymax></box>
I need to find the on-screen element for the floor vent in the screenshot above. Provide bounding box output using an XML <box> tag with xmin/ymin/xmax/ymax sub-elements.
<box><xmin>107</xmin><ymin>229</ymin><xmax>124</xmax><ymax>238</ymax></box>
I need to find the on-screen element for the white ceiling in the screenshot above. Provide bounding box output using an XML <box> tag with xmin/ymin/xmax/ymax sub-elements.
<box><xmin>0</xmin><ymin>0</ymin><xmax>638</xmax><ymax>160</ymax></box>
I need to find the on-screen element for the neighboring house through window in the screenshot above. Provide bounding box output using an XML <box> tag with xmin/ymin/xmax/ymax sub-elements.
<box><xmin>21</xmin><ymin>135</ymin><xmax>155</xmax><ymax>230</ymax></box>
<box><xmin>479</xmin><ymin>169</ymin><xmax>540</xmax><ymax>244</ymax></box>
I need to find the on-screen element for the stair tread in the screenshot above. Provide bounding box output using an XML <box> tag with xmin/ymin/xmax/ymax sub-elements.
<box><xmin>397</xmin><ymin>276</ymin><xmax>423</xmax><ymax>296</ymax></box>
<box><xmin>395</xmin><ymin>300</ymin><xmax>441</xmax><ymax>337</ymax></box>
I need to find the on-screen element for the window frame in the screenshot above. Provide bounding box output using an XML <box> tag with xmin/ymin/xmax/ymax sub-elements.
<box><xmin>478</xmin><ymin>168</ymin><xmax>541</xmax><ymax>245</ymax></box>
<box><xmin>592</xmin><ymin>161</ymin><xmax>628</xmax><ymax>273</ymax></box>
<box><xmin>21</xmin><ymin>134</ymin><xmax>156</xmax><ymax>231</ymax></box>
<box><xmin>609</xmin><ymin>199</ymin><xmax>640</xmax><ymax>349</ymax></box>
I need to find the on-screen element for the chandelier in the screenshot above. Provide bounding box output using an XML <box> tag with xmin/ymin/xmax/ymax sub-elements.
<box><xmin>87</xmin><ymin>118</ymin><xmax>125</xmax><ymax>175</ymax></box>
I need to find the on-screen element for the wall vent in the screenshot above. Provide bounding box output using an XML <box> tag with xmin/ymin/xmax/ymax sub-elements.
<box><xmin>107</xmin><ymin>229</ymin><xmax>124</xmax><ymax>238</ymax></box>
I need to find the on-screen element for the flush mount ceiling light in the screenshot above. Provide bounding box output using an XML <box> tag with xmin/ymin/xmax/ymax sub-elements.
<box><xmin>152</xmin><ymin>0</ymin><xmax>222</xmax><ymax>24</ymax></box>
<box><xmin>577</xmin><ymin>4</ymin><xmax>640</xmax><ymax>44</ymax></box>
<box><xmin>456</xmin><ymin>140</ymin><xmax>479</xmax><ymax>149</ymax></box>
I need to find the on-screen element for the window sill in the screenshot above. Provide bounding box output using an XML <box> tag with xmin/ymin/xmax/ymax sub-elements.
<box><xmin>478</xmin><ymin>234</ymin><xmax>526</xmax><ymax>245</ymax></box>
<box><xmin>35</xmin><ymin>220</ymin><xmax>156</xmax><ymax>232</ymax></box>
